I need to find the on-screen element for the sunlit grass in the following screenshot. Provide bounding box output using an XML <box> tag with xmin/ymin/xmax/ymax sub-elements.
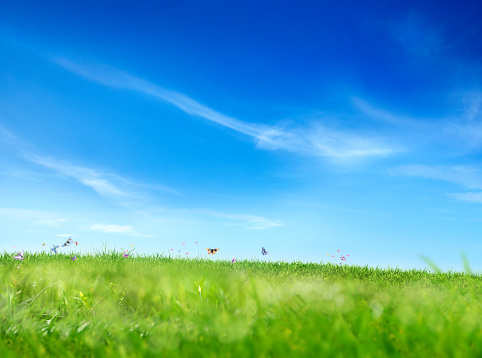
<box><xmin>1</xmin><ymin>249</ymin><xmax>481</xmax><ymax>357</ymax></box>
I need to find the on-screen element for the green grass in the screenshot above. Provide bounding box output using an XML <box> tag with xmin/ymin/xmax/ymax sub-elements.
<box><xmin>1</xmin><ymin>249</ymin><xmax>482</xmax><ymax>357</ymax></box>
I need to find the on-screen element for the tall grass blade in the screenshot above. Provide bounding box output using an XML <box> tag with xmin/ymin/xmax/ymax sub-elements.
<box><xmin>419</xmin><ymin>255</ymin><xmax>442</xmax><ymax>274</ymax></box>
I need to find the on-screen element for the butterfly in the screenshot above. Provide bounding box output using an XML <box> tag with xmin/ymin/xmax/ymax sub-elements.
<box><xmin>337</xmin><ymin>250</ymin><xmax>340</xmax><ymax>252</ymax></box>
<box><xmin>74</xmin><ymin>241</ymin><xmax>79</xmax><ymax>246</ymax></box>
<box><xmin>206</xmin><ymin>248</ymin><xmax>219</xmax><ymax>255</ymax></box>
<box><xmin>170</xmin><ymin>249</ymin><xmax>173</xmax><ymax>251</ymax></box>
<box><xmin>195</xmin><ymin>242</ymin><xmax>198</xmax><ymax>244</ymax></box>
<box><xmin>42</xmin><ymin>243</ymin><xmax>46</xmax><ymax>246</ymax></box>
<box><xmin>14</xmin><ymin>250</ymin><xmax>24</xmax><ymax>261</ymax></box>
<box><xmin>182</xmin><ymin>242</ymin><xmax>185</xmax><ymax>245</ymax></box>
<box><xmin>62</xmin><ymin>237</ymin><xmax>73</xmax><ymax>247</ymax></box>
<box><xmin>71</xmin><ymin>255</ymin><xmax>77</xmax><ymax>261</ymax></box>
<box><xmin>231</xmin><ymin>257</ymin><xmax>236</xmax><ymax>263</ymax></box>
<box><xmin>51</xmin><ymin>245</ymin><xmax>60</xmax><ymax>254</ymax></box>
<box><xmin>123</xmin><ymin>251</ymin><xmax>129</xmax><ymax>258</ymax></box>
<box><xmin>340</xmin><ymin>255</ymin><xmax>346</xmax><ymax>261</ymax></box>
<box><xmin>261</xmin><ymin>247</ymin><xmax>269</xmax><ymax>256</ymax></box>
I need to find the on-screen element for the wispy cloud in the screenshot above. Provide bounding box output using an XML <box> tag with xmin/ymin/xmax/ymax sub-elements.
<box><xmin>391</xmin><ymin>164</ymin><xmax>482</xmax><ymax>189</ymax></box>
<box><xmin>54</xmin><ymin>58</ymin><xmax>398</xmax><ymax>162</ymax></box>
<box><xmin>224</xmin><ymin>217</ymin><xmax>283</xmax><ymax>230</ymax></box>
<box><xmin>447</xmin><ymin>192</ymin><xmax>482</xmax><ymax>204</ymax></box>
<box><xmin>0</xmin><ymin>126</ymin><xmax>19</xmax><ymax>147</ymax></box>
<box><xmin>0</xmin><ymin>208</ymin><xmax>71</xmax><ymax>233</ymax></box>
<box><xmin>459</xmin><ymin>92</ymin><xmax>482</xmax><ymax>123</ymax></box>
<box><xmin>0</xmin><ymin>207</ymin><xmax>59</xmax><ymax>220</ymax></box>
<box><xmin>90</xmin><ymin>224</ymin><xmax>135</xmax><ymax>233</ymax></box>
<box><xmin>34</xmin><ymin>218</ymin><xmax>69</xmax><ymax>227</ymax></box>
<box><xmin>90</xmin><ymin>223</ymin><xmax>151</xmax><ymax>237</ymax></box>
<box><xmin>0</xmin><ymin>125</ymin><xmax>179</xmax><ymax>200</ymax></box>
<box><xmin>443</xmin><ymin>91</ymin><xmax>482</xmax><ymax>151</ymax></box>
<box><xmin>352</xmin><ymin>97</ymin><xmax>428</xmax><ymax>128</ymax></box>
<box><xmin>390</xmin><ymin>12</ymin><xmax>445</xmax><ymax>59</ymax></box>
<box><xmin>261</xmin><ymin>121</ymin><xmax>397</xmax><ymax>160</ymax></box>
<box><xmin>25</xmin><ymin>154</ymin><xmax>134</xmax><ymax>198</ymax></box>
<box><xmin>355</xmin><ymin>94</ymin><xmax>482</xmax><ymax>156</ymax></box>
<box><xmin>54</xmin><ymin>58</ymin><xmax>263</xmax><ymax>138</ymax></box>
<box><xmin>0</xmin><ymin>125</ymin><xmax>133</xmax><ymax>198</ymax></box>
<box><xmin>391</xmin><ymin>164</ymin><xmax>482</xmax><ymax>204</ymax></box>
<box><xmin>189</xmin><ymin>208</ymin><xmax>283</xmax><ymax>230</ymax></box>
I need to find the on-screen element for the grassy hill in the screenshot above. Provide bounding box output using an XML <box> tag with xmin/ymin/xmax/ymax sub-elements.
<box><xmin>1</xmin><ymin>250</ymin><xmax>481</xmax><ymax>357</ymax></box>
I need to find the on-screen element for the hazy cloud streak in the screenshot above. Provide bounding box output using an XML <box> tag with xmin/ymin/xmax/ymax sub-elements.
<box><xmin>90</xmin><ymin>223</ymin><xmax>151</xmax><ymax>237</ymax></box>
<box><xmin>90</xmin><ymin>224</ymin><xmax>136</xmax><ymax>233</ymax></box>
<box><xmin>391</xmin><ymin>164</ymin><xmax>482</xmax><ymax>190</ymax></box>
<box><xmin>447</xmin><ymin>192</ymin><xmax>482</xmax><ymax>204</ymax></box>
<box><xmin>54</xmin><ymin>58</ymin><xmax>262</xmax><ymax>138</ymax></box>
<box><xmin>392</xmin><ymin>164</ymin><xmax>482</xmax><ymax>204</ymax></box>
<box><xmin>0</xmin><ymin>125</ymin><xmax>180</xmax><ymax>203</ymax></box>
<box><xmin>54</xmin><ymin>58</ymin><xmax>398</xmax><ymax>162</ymax></box>
<box><xmin>25</xmin><ymin>154</ymin><xmax>132</xmax><ymax>198</ymax></box>
<box><xmin>189</xmin><ymin>208</ymin><xmax>283</xmax><ymax>230</ymax></box>
<box><xmin>34</xmin><ymin>218</ymin><xmax>69</xmax><ymax>227</ymax></box>
<box><xmin>390</xmin><ymin>12</ymin><xmax>444</xmax><ymax>59</ymax></box>
<box><xmin>0</xmin><ymin>207</ymin><xmax>61</xmax><ymax>220</ymax></box>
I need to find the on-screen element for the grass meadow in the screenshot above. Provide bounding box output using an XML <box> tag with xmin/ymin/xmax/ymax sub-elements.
<box><xmin>1</xmin><ymin>249</ymin><xmax>481</xmax><ymax>357</ymax></box>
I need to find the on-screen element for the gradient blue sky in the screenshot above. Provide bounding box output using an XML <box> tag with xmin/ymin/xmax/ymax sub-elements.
<box><xmin>1</xmin><ymin>1</ymin><xmax>482</xmax><ymax>272</ymax></box>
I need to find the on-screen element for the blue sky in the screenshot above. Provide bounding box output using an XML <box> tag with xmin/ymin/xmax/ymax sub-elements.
<box><xmin>1</xmin><ymin>1</ymin><xmax>482</xmax><ymax>272</ymax></box>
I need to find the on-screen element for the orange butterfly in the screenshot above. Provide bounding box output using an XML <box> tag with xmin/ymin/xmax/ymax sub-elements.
<box><xmin>206</xmin><ymin>248</ymin><xmax>219</xmax><ymax>255</ymax></box>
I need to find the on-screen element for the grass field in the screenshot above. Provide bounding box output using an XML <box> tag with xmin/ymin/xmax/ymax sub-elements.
<box><xmin>1</xmin><ymin>249</ymin><xmax>481</xmax><ymax>357</ymax></box>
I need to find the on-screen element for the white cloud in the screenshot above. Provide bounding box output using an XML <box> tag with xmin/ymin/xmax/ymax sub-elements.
<box><xmin>0</xmin><ymin>207</ymin><xmax>59</xmax><ymax>219</ymax></box>
<box><xmin>0</xmin><ymin>126</ymin><xmax>179</xmax><ymax>200</ymax></box>
<box><xmin>352</xmin><ymin>97</ymin><xmax>427</xmax><ymax>128</ymax></box>
<box><xmin>25</xmin><ymin>154</ymin><xmax>132</xmax><ymax>198</ymax></box>
<box><xmin>90</xmin><ymin>223</ymin><xmax>151</xmax><ymax>237</ymax></box>
<box><xmin>13</xmin><ymin>151</ymin><xmax>178</xmax><ymax>200</ymax></box>
<box><xmin>54</xmin><ymin>58</ymin><xmax>398</xmax><ymax>162</ymax></box>
<box><xmin>447</xmin><ymin>192</ymin><xmax>482</xmax><ymax>204</ymax></box>
<box><xmin>0</xmin><ymin>208</ymin><xmax>71</xmax><ymax>228</ymax></box>
<box><xmin>391</xmin><ymin>164</ymin><xmax>482</xmax><ymax>204</ymax></box>
<box><xmin>257</xmin><ymin>121</ymin><xmax>397</xmax><ymax>161</ymax></box>
<box><xmin>0</xmin><ymin>126</ymin><xmax>19</xmax><ymax>147</ymax></box>
<box><xmin>355</xmin><ymin>94</ymin><xmax>482</xmax><ymax>156</ymax></box>
<box><xmin>390</xmin><ymin>12</ymin><xmax>444</xmax><ymax>59</ymax></box>
<box><xmin>225</xmin><ymin>217</ymin><xmax>283</xmax><ymax>230</ymax></box>
<box><xmin>90</xmin><ymin>224</ymin><xmax>136</xmax><ymax>233</ymax></box>
<box><xmin>459</xmin><ymin>92</ymin><xmax>482</xmax><ymax>123</ymax></box>
<box><xmin>391</xmin><ymin>164</ymin><xmax>482</xmax><ymax>190</ymax></box>
<box><xmin>34</xmin><ymin>218</ymin><xmax>69</xmax><ymax>227</ymax></box>
<box><xmin>54</xmin><ymin>58</ymin><xmax>262</xmax><ymax>138</ymax></box>
<box><xmin>443</xmin><ymin>92</ymin><xmax>482</xmax><ymax>151</ymax></box>
<box><xmin>189</xmin><ymin>208</ymin><xmax>283</xmax><ymax>230</ymax></box>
